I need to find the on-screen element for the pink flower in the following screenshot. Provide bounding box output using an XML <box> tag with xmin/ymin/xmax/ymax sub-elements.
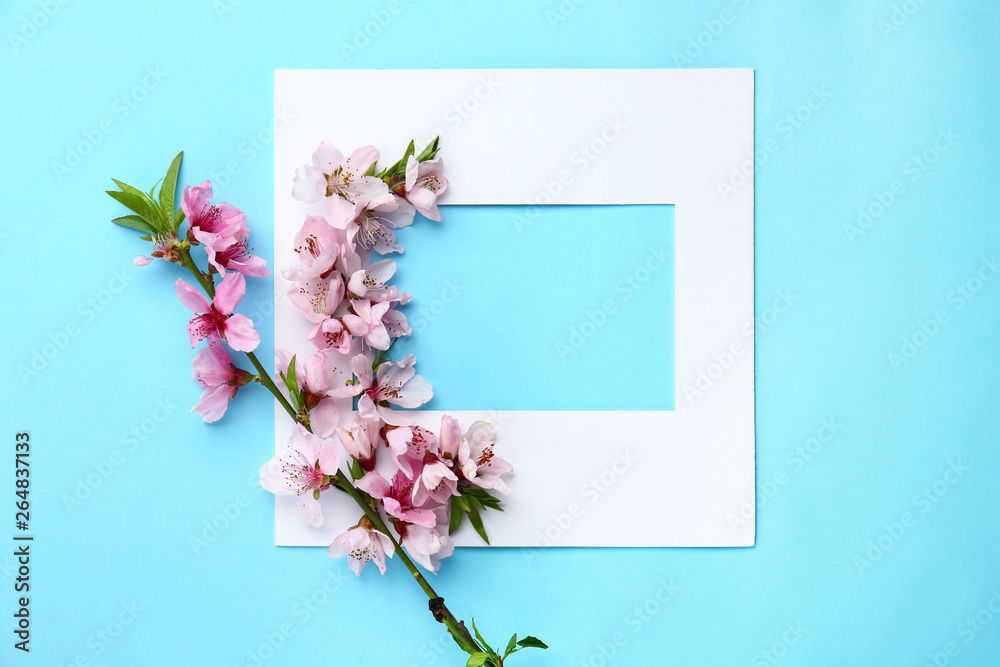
<box><xmin>283</xmin><ymin>215</ymin><xmax>343</xmax><ymax>283</ymax></box>
<box><xmin>134</xmin><ymin>255</ymin><xmax>152</xmax><ymax>267</ymax></box>
<box><xmin>346</xmin><ymin>258</ymin><xmax>404</xmax><ymax>303</ymax></box>
<box><xmin>190</xmin><ymin>344</ymin><xmax>253</xmax><ymax>423</ymax></box>
<box><xmin>343</xmin><ymin>300</ymin><xmax>391</xmax><ymax>350</ymax></box>
<box><xmin>307</xmin><ymin>318</ymin><xmax>353</xmax><ymax>355</ymax></box>
<box><xmin>412</xmin><ymin>452</ymin><xmax>459</xmax><ymax>507</ymax></box>
<box><xmin>438</xmin><ymin>414</ymin><xmax>463</xmax><ymax>465</ymax></box>
<box><xmin>288</xmin><ymin>273</ymin><xmax>346</xmax><ymax>324</ymax></box>
<box><xmin>403</xmin><ymin>156</ymin><xmax>448</xmax><ymax>221</ymax></box>
<box><xmin>459</xmin><ymin>421</ymin><xmax>513</xmax><ymax>494</ymax></box>
<box><xmin>381</xmin><ymin>307</ymin><xmax>411</xmax><ymax>341</ymax></box>
<box><xmin>385</xmin><ymin>425</ymin><xmax>438</xmax><ymax>478</ymax></box>
<box><xmin>206</xmin><ymin>229</ymin><xmax>269</xmax><ymax>277</ymax></box>
<box><xmin>357</xmin><ymin>471</ymin><xmax>437</xmax><ymax>528</ymax></box>
<box><xmin>175</xmin><ymin>272</ymin><xmax>260</xmax><ymax>352</ymax></box>
<box><xmin>353</xmin><ymin>354</ymin><xmax>433</xmax><ymax>425</ymax></box>
<box><xmin>182</xmin><ymin>181</ymin><xmax>247</xmax><ymax>250</ymax></box>
<box><xmin>337</xmin><ymin>414</ymin><xmax>382</xmax><ymax>472</ymax></box>
<box><xmin>274</xmin><ymin>350</ymin><xmax>360</xmax><ymax>436</ymax></box>
<box><xmin>292</xmin><ymin>142</ymin><xmax>391</xmax><ymax>207</ymax></box>
<box><xmin>399</xmin><ymin>511</ymin><xmax>454</xmax><ymax>573</ymax></box>
<box><xmin>259</xmin><ymin>425</ymin><xmax>339</xmax><ymax>528</ymax></box>
<box><xmin>327</xmin><ymin>522</ymin><xmax>395</xmax><ymax>576</ymax></box>
<box><xmin>332</xmin><ymin>196</ymin><xmax>413</xmax><ymax>255</ymax></box>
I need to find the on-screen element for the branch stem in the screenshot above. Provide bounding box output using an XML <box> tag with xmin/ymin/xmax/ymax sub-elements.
<box><xmin>334</xmin><ymin>478</ymin><xmax>483</xmax><ymax>656</ymax></box>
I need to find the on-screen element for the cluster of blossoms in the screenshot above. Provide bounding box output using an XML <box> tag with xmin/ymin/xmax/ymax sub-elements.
<box><xmin>168</xmin><ymin>184</ymin><xmax>269</xmax><ymax>421</ymax></box>
<box><xmin>108</xmin><ymin>145</ymin><xmax>543</xmax><ymax>664</ymax></box>
<box><xmin>108</xmin><ymin>154</ymin><xmax>269</xmax><ymax>423</ymax></box>
<box><xmin>260</xmin><ymin>140</ymin><xmax>511</xmax><ymax>575</ymax></box>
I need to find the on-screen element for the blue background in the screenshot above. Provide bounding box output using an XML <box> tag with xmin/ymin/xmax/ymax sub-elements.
<box><xmin>395</xmin><ymin>205</ymin><xmax>674</xmax><ymax>412</ymax></box>
<box><xmin>1</xmin><ymin>1</ymin><xmax>998</xmax><ymax>665</ymax></box>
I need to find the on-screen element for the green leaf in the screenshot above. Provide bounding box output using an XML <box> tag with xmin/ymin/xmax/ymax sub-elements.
<box><xmin>110</xmin><ymin>215</ymin><xmax>154</xmax><ymax>233</ymax></box>
<box><xmin>279</xmin><ymin>355</ymin><xmax>301</xmax><ymax>412</ymax></box>
<box><xmin>471</xmin><ymin>618</ymin><xmax>487</xmax><ymax>648</ymax></box>
<box><xmin>466</xmin><ymin>504</ymin><xmax>490</xmax><ymax>545</ymax></box>
<box><xmin>111</xmin><ymin>177</ymin><xmax>151</xmax><ymax>201</ymax></box>
<box><xmin>504</xmin><ymin>634</ymin><xmax>518</xmax><ymax>659</ymax></box>
<box><xmin>469</xmin><ymin>489</ymin><xmax>503</xmax><ymax>511</ymax></box>
<box><xmin>395</xmin><ymin>140</ymin><xmax>416</xmax><ymax>176</ymax></box>
<box><xmin>466</xmin><ymin>653</ymin><xmax>489</xmax><ymax>667</ymax></box>
<box><xmin>106</xmin><ymin>189</ymin><xmax>163</xmax><ymax>231</ymax></box>
<box><xmin>349</xmin><ymin>458</ymin><xmax>363</xmax><ymax>481</ymax></box>
<box><xmin>470</xmin><ymin>619</ymin><xmax>499</xmax><ymax>661</ymax></box>
<box><xmin>416</xmin><ymin>136</ymin><xmax>440</xmax><ymax>162</ymax></box>
<box><xmin>448</xmin><ymin>498</ymin><xmax>464</xmax><ymax>535</ymax></box>
<box><xmin>279</xmin><ymin>372</ymin><xmax>300</xmax><ymax>412</ymax></box>
<box><xmin>174</xmin><ymin>207</ymin><xmax>186</xmax><ymax>229</ymax></box>
<box><xmin>365</xmin><ymin>161</ymin><xmax>377</xmax><ymax>177</ymax></box>
<box><xmin>160</xmin><ymin>152</ymin><xmax>183</xmax><ymax>229</ymax></box>
<box><xmin>285</xmin><ymin>355</ymin><xmax>298</xmax><ymax>392</ymax></box>
<box><xmin>280</xmin><ymin>355</ymin><xmax>302</xmax><ymax>411</ymax></box>
<box><xmin>517</xmin><ymin>637</ymin><xmax>548</xmax><ymax>650</ymax></box>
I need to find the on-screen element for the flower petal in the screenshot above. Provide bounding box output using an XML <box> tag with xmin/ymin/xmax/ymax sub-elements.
<box><xmin>191</xmin><ymin>343</ymin><xmax>233</xmax><ymax>388</ymax></box>
<box><xmin>181</xmin><ymin>181</ymin><xmax>213</xmax><ymax>220</ymax></box>
<box><xmin>312</xmin><ymin>141</ymin><xmax>346</xmax><ymax>172</ymax></box>
<box><xmin>291</xmin><ymin>165</ymin><xmax>326</xmax><ymax>204</ymax></box>
<box><xmin>175</xmin><ymin>279</ymin><xmax>210</xmax><ymax>313</ymax></box>
<box><xmin>356</xmin><ymin>471</ymin><xmax>390</xmax><ymax>498</ymax></box>
<box><xmin>391</xmin><ymin>374</ymin><xmax>433</xmax><ymax>409</ymax></box>
<box><xmin>310</xmin><ymin>399</ymin><xmax>341</xmax><ymax>438</ymax></box>
<box><xmin>296</xmin><ymin>494</ymin><xmax>324</xmax><ymax>528</ymax></box>
<box><xmin>260</xmin><ymin>455</ymin><xmax>296</xmax><ymax>496</ymax></box>
<box><xmin>288</xmin><ymin>424</ymin><xmax>321</xmax><ymax>463</ymax></box>
<box><xmin>214</xmin><ymin>272</ymin><xmax>246</xmax><ymax>315</ymax></box>
<box><xmin>223</xmin><ymin>314</ymin><xmax>260</xmax><ymax>352</ymax></box>
<box><xmin>191</xmin><ymin>385</ymin><xmax>234</xmax><ymax>423</ymax></box>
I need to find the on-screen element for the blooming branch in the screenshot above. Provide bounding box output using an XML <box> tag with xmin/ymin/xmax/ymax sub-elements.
<box><xmin>107</xmin><ymin>142</ymin><xmax>546</xmax><ymax>666</ymax></box>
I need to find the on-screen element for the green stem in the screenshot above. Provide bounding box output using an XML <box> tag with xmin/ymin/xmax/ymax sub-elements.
<box><xmin>176</xmin><ymin>247</ymin><xmax>298</xmax><ymax>423</ymax></box>
<box><xmin>178</xmin><ymin>246</ymin><xmax>215</xmax><ymax>298</ymax></box>
<box><xmin>335</xmin><ymin>478</ymin><xmax>483</xmax><ymax>656</ymax></box>
<box><xmin>245</xmin><ymin>351</ymin><xmax>298</xmax><ymax>422</ymax></box>
<box><xmin>178</xmin><ymin>240</ymin><xmax>486</xmax><ymax>660</ymax></box>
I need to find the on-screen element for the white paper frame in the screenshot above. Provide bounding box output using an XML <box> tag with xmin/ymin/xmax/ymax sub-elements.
<box><xmin>273</xmin><ymin>69</ymin><xmax>755</xmax><ymax>547</ymax></box>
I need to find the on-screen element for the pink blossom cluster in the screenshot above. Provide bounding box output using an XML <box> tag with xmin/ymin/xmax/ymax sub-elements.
<box><xmin>164</xmin><ymin>183</ymin><xmax>269</xmax><ymax>422</ymax></box>
<box><xmin>262</xmin><ymin>411</ymin><xmax>511</xmax><ymax>575</ymax></box>
<box><xmin>259</xmin><ymin>141</ymin><xmax>512</xmax><ymax>576</ymax></box>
